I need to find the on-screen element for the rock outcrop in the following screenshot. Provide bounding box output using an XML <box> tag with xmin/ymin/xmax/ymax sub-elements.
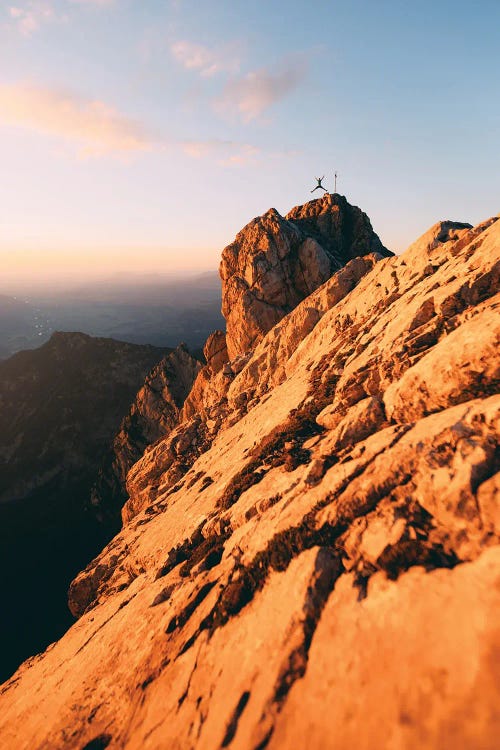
<box><xmin>0</xmin><ymin>205</ymin><xmax>499</xmax><ymax>750</ymax></box>
<box><xmin>404</xmin><ymin>218</ymin><xmax>473</xmax><ymax>255</ymax></box>
<box><xmin>220</xmin><ymin>193</ymin><xmax>391</xmax><ymax>359</ymax></box>
<box><xmin>204</xmin><ymin>330</ymin><xmax>229</xmax><ymax>375</ymax></box>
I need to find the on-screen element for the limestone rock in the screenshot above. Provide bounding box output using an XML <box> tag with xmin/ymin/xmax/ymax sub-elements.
<box><xmin>285</xmin><ymin>191</ymin><xmax>390</xmax><ymax>263</ymax></box>
<box><xmin>203</xmin><ymin>330</ymin><xmax>229</xmax><ymax>375</ymax></box>
<box><xmin>319</xmin><ymin>396</ymin><xmax>386</xmax><ymax>451</ymax></box>
<box><xmin>179</xmin><ymin>365</ymin><xmax>213</xmax><ymax>421</ymax></box>
<box><xmin>220</xmin><ymin>194</ymin><xmax>391</xmax><ymax>359</ymax></box>
<box><xmin>383</xmin><ymin>309</ymin><xmax>500</xmax><ymax>422</ymax></box>
<box><xmin>404</xmin><ymin>218</ymin><xmax>472</xmax><ymax>256</ymax></box>
<box><xmin>0</xmin><ymin>209</ymin><xmax>499</xmax><ymax>750</ymax></box>
<box><xmin>268</xmin><ymin>548</ymin><xmax>500</xmax><ymax>750</ymax></box>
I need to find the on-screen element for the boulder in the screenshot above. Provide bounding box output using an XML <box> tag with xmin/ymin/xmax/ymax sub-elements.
<box><xmin>203</xmin><ymin>330</ymin><xmax>229</xmax><ymax>375</ymax></box>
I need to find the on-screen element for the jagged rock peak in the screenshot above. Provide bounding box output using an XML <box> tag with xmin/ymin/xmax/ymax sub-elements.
<box><xmin>220</xmin><ymin>193</ymin><xmax>392</xmax><ymax>360</ymax></box>
<box><xmin>286</xmin><ymin>192</ymin><xmax>390</xmax><ymax>263</ymax></box>
<box><xmin>404</xmin><ymin>219</ymin><xmax>473</xmax><ymax>256</ymax></box>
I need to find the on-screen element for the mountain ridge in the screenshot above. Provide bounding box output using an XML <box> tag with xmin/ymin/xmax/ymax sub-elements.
<box><xmin>0</xmin><ymin>198</ymin><xmax>498</xmax><ymax>749</ymax></box>
<box><xmin>0</xmin><ymin>332</ymin><xmax>200</xmax><ymax>683</ymax></box>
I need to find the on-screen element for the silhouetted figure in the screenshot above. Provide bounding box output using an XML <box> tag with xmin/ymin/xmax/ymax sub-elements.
<box><xmin>311</xmin><ymin>176</ymin><xmax>326</xmax><ymax>193</ymax></box>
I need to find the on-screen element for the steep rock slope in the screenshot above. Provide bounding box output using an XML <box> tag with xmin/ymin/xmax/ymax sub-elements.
<box><xmin>1</xmin><ymin>211</ymin><xmax>499</xmax><ymax>750</ymax></box>
<box><xmin>220</xmin><ymin>193</ymin><xmax>391</xmax><ymax>359</ymax></box>
<box><xmin>0</xmin><ymin>333</ymin><xmax>171</xmax><ymax>682</ymax></box>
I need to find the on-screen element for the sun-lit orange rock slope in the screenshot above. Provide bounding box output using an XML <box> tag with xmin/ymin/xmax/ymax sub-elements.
<box><xmin>1</xmin><ymin>194</ymin><xmax>499</xmax><ymax>750</ymax></box>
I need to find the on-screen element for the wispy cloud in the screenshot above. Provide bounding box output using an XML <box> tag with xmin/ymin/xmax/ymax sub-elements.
<box><xmin>69</xmin><ymin>0</ymin><xmax>114</xmax><ymax>5</ymax></box>
<box><xmin>0</xmin><ymin>82</ymin><xmax>267</xmax><ymax>164</ymax></box>
<box><xmin>0</xmin><ymin>83</ymin><xmax>154</xmax><ymax>155</ymax></box>
<box><xmin>7</xmin><ymin>0</ymin><xmax>113</xmax><ymax>36</ymax></box>
<box><xmin>215</xmin><ymin>62</ymin><xmax>306</xmax><ymax>122</ymax></box>
<box><xmin>181</xmin><ymin>139</ymin><xmax>260</xmax><ymax>166</ymax></box>
<box><xmin>8</xmin><ymin>2</ymin><xmax>55</xmax><ymax>36</ymax></box>
<box><xmin>170</xmin><ymin>40</ymin><xmax>239</xmax><ymax>78</ymax></box>
<box><xmin>219</xmin><ymin>143</ymin><xmax>260</xmax><ymax>166</ymax></box>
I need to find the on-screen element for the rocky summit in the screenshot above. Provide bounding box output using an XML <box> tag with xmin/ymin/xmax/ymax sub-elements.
<box><xmin>220</xmin><ymin>193</ymin><xmax>392</xmax><ymax>360</ymax></box>
<box><xmin>0</xmin><ymin>196</ymin><xmax>499</xmax><ymax>750</ymax></box>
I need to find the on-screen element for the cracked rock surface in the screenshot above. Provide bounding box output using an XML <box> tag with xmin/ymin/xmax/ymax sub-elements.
<box><xmin>220</xmin><ymin>193</ymin><xmax>391</xmax><ymax>359</ymax></box>
<box><xmin>0</xmin><ymin>204</ymin><xmax>499</xmax><ymax>750</ymax></box>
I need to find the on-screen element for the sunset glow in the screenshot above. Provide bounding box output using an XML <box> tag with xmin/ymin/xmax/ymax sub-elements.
<box><xmin>1</xmin><ymin>0</ymin><xmax>499</xmax><ymax>282</ymax></box>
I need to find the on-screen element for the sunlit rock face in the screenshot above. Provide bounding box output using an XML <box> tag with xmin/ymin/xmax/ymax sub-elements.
<box><xmin>403</xmin><ymin>218</ymin><xmax>473</xmax><ymax>255</ymax></box>
<box><xmin>220</xmin><ymin>193</ymin><xmax>392</xmax><ymax>360</ymax></box>
<box><xmin>204</xmin><ymin>330</ymin><xmax>229</xmax><ymax>375</ymax></box>
<box><xmin>0</xmin><ymin>203</ymin><xmax>499</xmax><ymax>750</ymax></box>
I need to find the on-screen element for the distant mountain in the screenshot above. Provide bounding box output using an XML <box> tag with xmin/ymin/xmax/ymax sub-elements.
<box><xmin>0</xmin><ymin>332</ymin><xmax>198</xmax><ymax>682</ymax></box>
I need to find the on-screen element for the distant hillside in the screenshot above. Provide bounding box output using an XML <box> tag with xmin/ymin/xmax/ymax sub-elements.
<box><xmin>0</xmin><ymin>333</ymin><xmax>190</xmax><ymax>682</ymax></box>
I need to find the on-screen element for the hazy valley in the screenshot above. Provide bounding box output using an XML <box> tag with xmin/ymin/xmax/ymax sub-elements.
<box><xmin>0</xmin><ymin>272</ymin><xmax>224</xmax><ymax>360</ymax></box>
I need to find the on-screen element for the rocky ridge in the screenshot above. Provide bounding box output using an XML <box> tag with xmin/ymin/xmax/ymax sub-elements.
<box><xmin>0</xmin><ymin>199</ymin><xmax>499</xmax><ymax>750</ymax></box>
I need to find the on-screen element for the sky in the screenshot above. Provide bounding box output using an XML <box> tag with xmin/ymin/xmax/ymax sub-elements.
<box><xmin>1</xmin><ymin>0</ymin><xmax>499</xmax><ymax>282</ymax></box>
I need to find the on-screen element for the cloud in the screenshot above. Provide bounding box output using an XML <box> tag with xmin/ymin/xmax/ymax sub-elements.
<box><xmin>215</xmin><ymin>62</ymin><xmax>306</xmax><ymax>122</ymax></box>
<box><xmin>170</xmin><ymin>40</ymin><xmax>239</xmax><ymax>78</ymax></box>
<box><xmin>8</xmin><ymin>2</ymin><xmax>55</xmax><ymax>36</ymax></box>
<box><xmin>0</xmin><ymin>83</ymin><xmax>154</xmax><ymax>155</ymax></box>
<box><xmin>69</xmin><ymin>0</ymin><xmax>114</xmax><ymax>5</ymax></box>
<box><xmin>7</xmin><ymin>0</ymin><xmax>113</xmax><ymax>36</ymax></box>
<box><xmin>181</xmin><ymin>140</ymin><xmax>222</xmax><ymax>159</ymax></box>
<box><xmin>181</xmin><ymin>139</ymin><xmax>260</xmax><ymax>166</ymax></box>
<box><xmin>219</xmin><ymin>143</ymin><xmax>260</xmax><ymax>166</ymax></box>
<box><xmin>0</xmin><ymin>82</ymin><xmax>267</xmax><ymax>164</ymax></box>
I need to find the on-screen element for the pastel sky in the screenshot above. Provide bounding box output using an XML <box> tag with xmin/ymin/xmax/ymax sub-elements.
<box><xmin>1</xmin><ymin>0</ymin><xmax>499</xmax><ymax>281</ymax></box>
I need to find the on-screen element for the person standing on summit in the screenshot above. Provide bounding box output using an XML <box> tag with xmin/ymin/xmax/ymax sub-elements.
<box><xmin>311</xmin><ymin>176</ymin><xmax>327</xmax><ymax>193</ymax></box>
